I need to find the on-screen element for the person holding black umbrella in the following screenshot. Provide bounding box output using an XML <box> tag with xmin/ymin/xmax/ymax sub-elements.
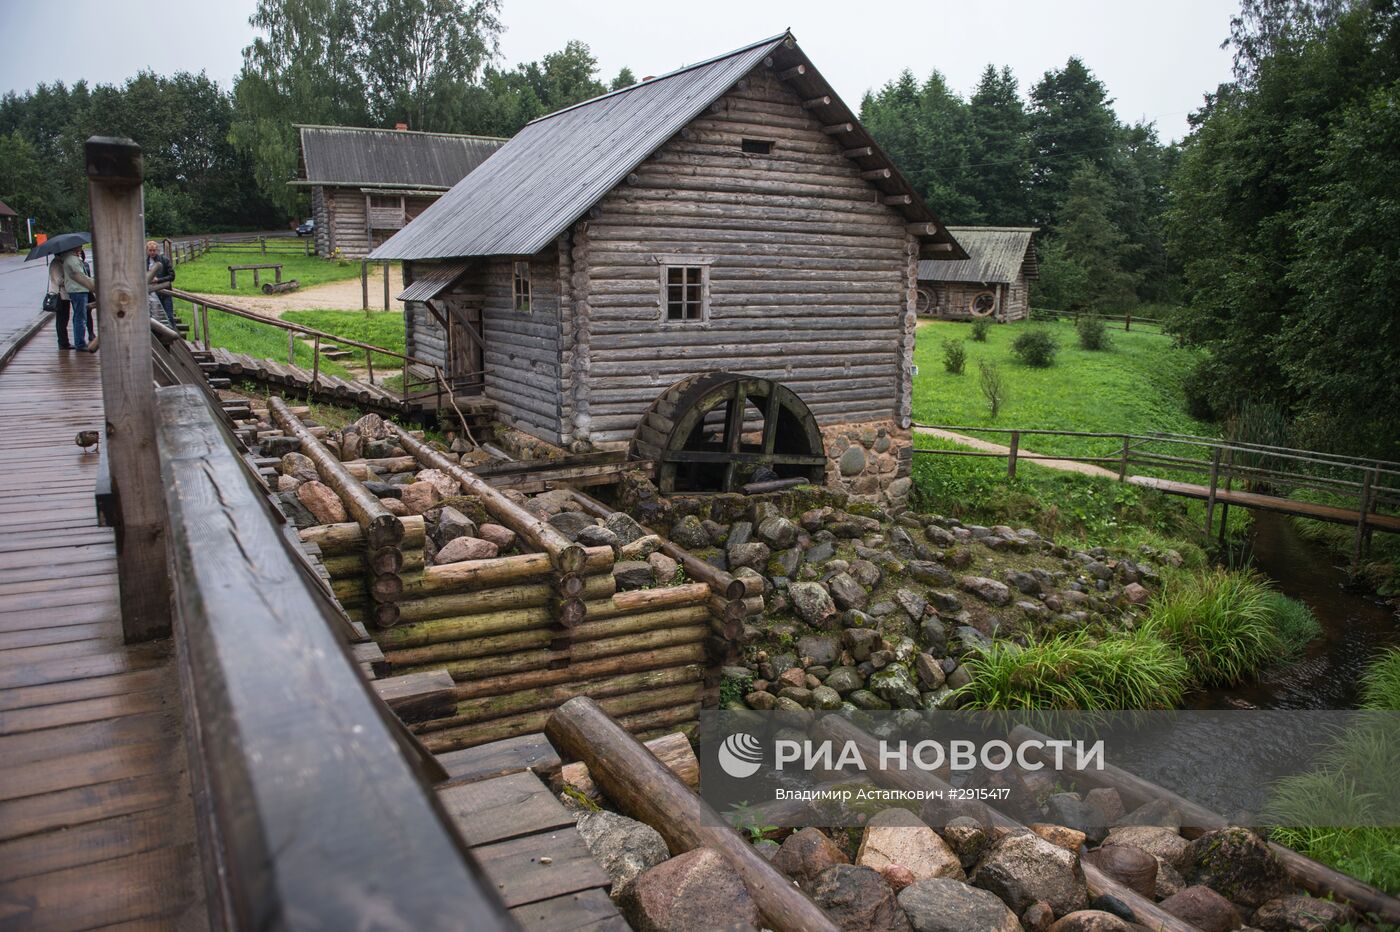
<box><xmin>61</xmin><ymin>246</ymin><xmax>96</xmax><ymax>351</ymax></box>
<box><xmin>44</xmin><ymin>255</ymin><xmax>71</xmax><ymax>350</ymax></box>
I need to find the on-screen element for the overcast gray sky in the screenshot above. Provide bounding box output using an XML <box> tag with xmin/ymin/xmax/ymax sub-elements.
<box><xmin>0</xmin><ymin>0</ymin><xmax>1237</xmax><ymax>142</ymax></box>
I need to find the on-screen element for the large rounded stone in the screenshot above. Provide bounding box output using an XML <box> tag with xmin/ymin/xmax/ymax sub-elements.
<box><xmin>621</xmin><ymin>847</ymin><xmax>759</xmax><ymax>931</ymax></box>
<box><xmin>856</xmin><ymin>808</ymin><xmax>965</xmax><ymax>882</ymax></box>
<box><xmin>839</xmin><ymin>446</ymin><xmax>868</xmax><ymax>477</ymax></box>
<box><xmin>828</xmin><ymin>572</ymin><xmax>868</xmax><ymax>611</ymax></box>
<box><xmin>789</xmin><ymin>582</ymin><xmax>837</xmax><ymax>626</ymax></box>
<box><xmin>772</xmin><ymin>827</ymin><xmax>849</xmax><ymax>888</ymax></box>
<box><xmin>810</xmin><ymin>864</ymin><xmax>911</xmax><ymax>932</ymax></box>
<box><xmin>669</xmin><ymin>514</ymin><xmax>711</xmax><ymax>549</ymax></box>
<box><xmin>295</xmin><ymin>480</ymin><xmax>347</xmax><ymax>524</ymax></box>
<box><xmin>1047</xmin><ymin>910</ymin><xmax>1135</xmax><ymax>931</ymax></box>
<box><xmin>434</xmin><ymin>536</ymin><xmax>498</xmax><ymax>564</ymax></box>
<box><xmin>1183</xmin><ymin>827</ymin><xmax>1290</xmax><ymax>908</ymax></box>
<box><xmin>1156</xmin><ymin>885</ymin><xmax>1243</xmax><ymax>932</ymax></box>
<box><xmin>897</xmin><ymin>877</ymin><xmax>1019</xmax><ymax>932</ymax></box>
<box><xmin>575</xmin><ymin>810</ymin><xmax>669</xmax><ymax>897</ymax></box>
<box><xmin>279</xmin><ymin>451</ymin><xmax>318</xmax><ymax>483</ymax></box>
<box><xmin>1252</xmin><ymin>894</ymin><xmax>1357</xmax><ymax>931</ymax></box>
<box><xmin>971</xmin><ymin>831</ymin><xmax>1089</xmax><ymax>917</ymax></box>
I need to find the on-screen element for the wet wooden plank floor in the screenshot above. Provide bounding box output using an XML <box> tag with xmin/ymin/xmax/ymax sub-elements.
<box><xmin>0</xmin><ymin>337</ymin><xmax>205</xmax><ymax>930</ymax></box>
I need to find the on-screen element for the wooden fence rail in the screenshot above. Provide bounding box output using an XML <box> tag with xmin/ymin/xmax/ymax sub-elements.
<box><xmin>162</xmin><ymin>286</ymin><xmax>445</xmax><ymax>407</ymax></box>
<box><xmin>913</xmin><ymin>423</ymin><xmax>1400</xmax><ymax>563</ymax></box>
<box><xmin>1029</xmin><ymin>306</ymin><xmax>1165</xmax><ymax>331</ymax></box>
<box><xmin>157</xmin><ymin>385</ymin><xmax>516</xmax><ymax>930</ymax></box>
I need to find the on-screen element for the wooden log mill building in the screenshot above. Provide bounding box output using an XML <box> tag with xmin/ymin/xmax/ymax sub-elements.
<box><xmin>371</xmin><ymin>32</ymin><xmax>968</xmax><ymax>508</ymax></box>
<box><xmin>293</xmin><ymin>125</ymin><xmax>506</xmax><ymax>258</ymax></box>
<box><xmin>917</xmin><ymin>226</ymin><xmax>1039</xmax><ymax>322</ymax></box>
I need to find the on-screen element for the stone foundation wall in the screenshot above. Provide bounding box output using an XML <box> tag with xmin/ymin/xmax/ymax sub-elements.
<box><xmin>820</xmin><ymin>420</ymin><xmax>912</xmax><ymax>510</ymax></box>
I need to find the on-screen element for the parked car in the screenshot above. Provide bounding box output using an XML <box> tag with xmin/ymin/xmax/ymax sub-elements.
<box><xmin>296</xmin><ymin>219</ymin><xmax>315</xmax><ymax>237</ymax></box>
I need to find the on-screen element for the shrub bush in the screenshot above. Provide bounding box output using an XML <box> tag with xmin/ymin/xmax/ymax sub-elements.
<box><xmin>971</xmin><ymin>318</ymin><xmax>990</xmax><ymax>342</ymax></box>
<box><xmin>1142</xmin><ymin>568</ymin><xmax>1279</xmax><ymax>685</ymax></box>
<box><xmin>941</xmin><ymin>338</ymin><xmax>967</xmax><ymax>374</ymax></box>
<box><xmin>952</xmin><ymin>630</ymin><xmax>1190</xmax><ymax>710</ymax></box>
<box><xmin>1261</xmin><ymin>590</ymin><xmax>1322</xmax><ymax>656</ymax></box>
<box><xmin>1012</xmin><ymin>329</ymin><xmax>1059</xmax><ymax>367</ymax></box>
<box><xmin>978</xmin><ymin>361</ymin><xmax>1007</xmax><ymax>417</ymax></box>
<box><xmin>1076</xmin><ymin>312</ymin><xmax>1111</xmax><ymax>350</ymax></box>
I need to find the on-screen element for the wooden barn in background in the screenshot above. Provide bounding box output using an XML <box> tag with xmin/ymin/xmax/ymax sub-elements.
<box><xmin>0</xmin><ymin>199</ymin><xmax>17</xmax><ymax>252</ymax></box>
<box><xmin>292</xmin><ymin>125</ymin><xmax>505</xmax><ymax>258</ymax></box>
<box><xmin>917</xmin><ymin>226</ymin><xmax>1038</xmax><ymax>321</ymax></box>
<box><xmin>371</xmin><ymin>31</ymin><xmax>965</xmax><ymax>507</ymax></box>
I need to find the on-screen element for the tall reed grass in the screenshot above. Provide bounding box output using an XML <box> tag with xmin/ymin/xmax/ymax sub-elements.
<box><xmin>1142</xmin><ymin>569</ymin><xmax>1282</xmax><ymax>686</ymax></box>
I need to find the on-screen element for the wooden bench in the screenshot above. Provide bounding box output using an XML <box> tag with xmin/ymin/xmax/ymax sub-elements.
<box><xmin>227</xmin><ymin>263</ymin><xmax>283</xmax><ymax>288</ymax></box>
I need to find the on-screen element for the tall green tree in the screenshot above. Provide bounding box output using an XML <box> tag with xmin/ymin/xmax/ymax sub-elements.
<box><xmin>1167</xmin><ymin>0</ymin><xmax>1400</xmax><ymax>456</ymax></box>
<box><xmin>966</xmin><ymin>65</ymin><xmax>1031</xmax><ymax>225</ymax></box>
<box><xmin>230</xmin><ymin>0</ymin><xmax>371</xmax><ymax>213</ymax></box>
<box><xmin>1051</xmin><ymin>164</ymin><xmax>1141</xmax><ymax>310</ymax></box>
<box><xmin>360</xmin><ymin>0</ymin><xmax>501</xmax><ymax>128</ymax></box>
<box><xmin>1027</xmin><ymin>57</ymin><xmax>1119</xmax><ymax>228</ymax></box>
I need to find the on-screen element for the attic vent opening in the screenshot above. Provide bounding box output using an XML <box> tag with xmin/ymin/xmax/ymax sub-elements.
<box><xmin>741</xmin><ymin>139</ymin><xmax>774</xmax><ymax>155</ymax></box>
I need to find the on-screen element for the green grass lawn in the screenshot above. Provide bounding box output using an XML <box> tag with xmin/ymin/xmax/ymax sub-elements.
<box><xmin>171</xmin><ymin>246</ymin><xmax>367</xmax><ymax>296</ymax></box>
<box><xmin>172</xmin><ymin>303</ymin><xmax>409</xmax><ymax>380</ymax></box>
<box><xmin>912</xmin><ymin>317</ymin><xmax>1215</xmax><ymax>459</ymax></box>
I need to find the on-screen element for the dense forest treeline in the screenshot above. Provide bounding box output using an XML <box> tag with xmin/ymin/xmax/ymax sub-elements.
<box><xmin>0</xmin><ymin>0</ymin><xmax>1395</xmax><ymax>456</ymax></box>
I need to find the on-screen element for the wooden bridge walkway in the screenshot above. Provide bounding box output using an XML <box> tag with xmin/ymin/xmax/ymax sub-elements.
<box><xmin>0</xmin><ymin>337</ymin><xmax>206</xmax><ymax>929</ymax></box>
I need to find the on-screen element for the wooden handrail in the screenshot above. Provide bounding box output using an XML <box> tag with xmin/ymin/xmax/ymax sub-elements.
<box><xmin>157</xmin><ymin>385</ymin><xmax>516</xmax><ymax>930</ymax></box>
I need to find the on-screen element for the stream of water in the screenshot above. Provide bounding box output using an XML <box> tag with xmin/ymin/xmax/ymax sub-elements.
<box><xmin>1196</xmin><ymin>510</ymin><xmax>1399</xmax><ymax>710</ymax></box>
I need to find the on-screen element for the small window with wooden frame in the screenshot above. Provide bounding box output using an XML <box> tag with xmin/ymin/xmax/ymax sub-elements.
<box><xmin>512</xmin><ymin>260</ymin><xmax>531</xmax><ymax>312</ymax></box>
<box><xmin>741</xmin><ymin>138</ymin><xmax>774</xmax><ymax>155</ymax></box>
<box><xmin>660</xmin><ymin>259</ymin><xmax>711</xmax><ymax>323</ymax></box>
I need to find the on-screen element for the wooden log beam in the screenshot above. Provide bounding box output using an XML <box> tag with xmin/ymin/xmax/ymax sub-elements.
<box><xmin>559</xmin><ymin>731</ymin><xmax>698</xmax><ymax>804</ymax></box>
<box><xmin>546</xmin><ymin>697</ymin><xmax>840</xmax><ymax>932</ymax></box>
<box><xmin>389</xmin><ymin>424</ymin><xmax>590</xmax><ymax>574</ymax></box>
<box><xmin>302</xmin><ymin>516</ymin><xmax>426</xmax><ymax>556</ymax></box>
<box><xmin>842</xmin><ymin>146</ymin><xmax>874</xmax><ymax>159</ymax></box>
<box><xmin>428</xmin><ymin>665</ymin><xmax>704</xmax><ymax>730</ymax></box>
<box><xmin>800</xmin><ymin>95</ymin><xmax>831</xmax><ymax>109</ymax></box>
<box><xmin>397</xmin><ymin>574</ymin><xmax>616</xmax><ymax>627</ymax></box>
<box><xmin>270</xmin><ymin>396</ymin><xmax>403</xmax><ymax>550</ymax></box>
<box><xmin>565</xmin><ymin>489</ymin><xmax>746</xmax><ymax>600</ymax></box>
<box><xmin>436</xmin><ymin>624</ymin><xmax>710</xmax><ymax>682</ymax></box>
<box><xmin>448</xmin><ymin>643</ymin><xmax>706</xmax><ymax>702</ymax></box>
<box><xmin>908</xmin><ymin>222</ymin><xmax>938</xmax><ymax>236</ymax></box>
<box><xmin>775</xmin><ymin>64</ymin><xmax>807</xmax><ymax>81</ymax></box>
<box><xmin>414</xmin><ymin>548</ymin><xmax>614</xmax><ymax>596</ymax></box>
<box><xmin>87</xmin><ymin>136</ymin><xmax>173</xmax><ymax>642</ymax></box>
<box><xmin>820</xmin><ymin>123</ymin><xmax>854</xmax><ymax>135</ymax></box>
<box><xmin>860</xmin><ymin>168</ymin><xmax>892</xmax><ymax>181</ymax></box>
<box><xmin>882</xmin><ymin>194</ymin><xmax>913</xmax><ymax>206</ymax></box>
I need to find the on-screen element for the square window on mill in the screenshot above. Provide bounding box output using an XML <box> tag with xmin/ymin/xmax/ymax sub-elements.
<box><xmin>741</xmin><ymin>139</ymin><xmax>774</xmax><ymax>155</ymax></box>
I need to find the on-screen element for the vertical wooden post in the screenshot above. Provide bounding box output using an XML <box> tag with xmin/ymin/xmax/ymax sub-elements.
<box><xmin>260</xmin><ymin>235</ymin><xmax>266</xmax><ymax>255</ymax></box>
<box><xmin>86</xmin><ymin>136</ymin><xmax>172</xmax><ymax>643</ymax></box>
<box><xmin>229</xmin><ymin>267</ymin><xmax>236</xmax><ymax>289</ymax></box>
<box><xmin>366</xmin><ymin>348</ymin><xmax>375</xmax><ymax>383</ymax></box>
<box><xmin>361</xmin><ymin>260</ymin><xmax>369</xmax><ymax>310</ymax></box>
<box><xmin>1218</xmin><ymin>449</ymin><xmax>1234</xmax><ymax>545</ymax></box>
<box><xmin>1204</xmin><ymin>446</ymin><xmax>1222</xmax><ymax>534</ymax></box>
<box><xmin>312</xmin><ymin>334</ymin><xmax>321</xmax><ymax>394</ymax></box>
<box><xmin>383</xmin><ymin>260</ymin><xmax>391</xmax><ymax>311</ymax></box>
<box><xmin>1352</xmin><ymin>468</ymin><xmax>1376</xmax><ymax>569</ymax></box>
<box><xmin>1007</xmin><ymin>430</ymin><xmax>1020</xmax><ymax>479</ymax></box>
<box><xmin>1118</xmin><ymin>435</ymin><xmax>1130</xmax><ymax>481</ymax></box>
<box><xmin>288</xmin><ymin>329</ymin><xmax>296</xmax><ymax>365</ymax></box>
<box><xmin>1125</xmin><ymin>310</ymin><xmax>1132</xmax><ymax>331</ymax></box>
<box><xmin>200</xmin><ymin>304</ymin><xmax>210</xmax><ymax>352</ymax></box>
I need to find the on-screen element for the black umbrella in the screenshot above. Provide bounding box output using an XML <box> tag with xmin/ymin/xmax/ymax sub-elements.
<box><xmin>26</xmin><ymin>232</ymin><xmax>91</xmax><ymax>262</ymax></box>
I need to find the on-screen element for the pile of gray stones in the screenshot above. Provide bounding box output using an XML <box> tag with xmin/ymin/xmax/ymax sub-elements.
<box><xmin>567</xmin><ymin>755</ymin><xmax>1352</xmax><ymax>931</ymax></box>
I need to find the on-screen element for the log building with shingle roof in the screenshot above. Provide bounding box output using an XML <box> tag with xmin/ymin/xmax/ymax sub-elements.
<box><xmin>292</xmin><ymin>125</ymin><xmax>505</xmax><ymax>258</ymax></box>
<box><xmin>917</xmin><ymin>226</ymin><xmax>1038</xmax><ymax>322</ymax></box>
<box><xmin>371</xmin><ymin>32</ymin><xmax>967</xmax><ymax>507</ymax></box>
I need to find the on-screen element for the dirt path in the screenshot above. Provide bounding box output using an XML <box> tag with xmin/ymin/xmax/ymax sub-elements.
<box><xmin>187</xmin><ymin>263</ymin><xmax>405</xmax><ymax>319</ymax></box>
<box><xmin>913</xmin><ymin>425</ymin><xmax>1119</xmax><ymax>480</ymax></box>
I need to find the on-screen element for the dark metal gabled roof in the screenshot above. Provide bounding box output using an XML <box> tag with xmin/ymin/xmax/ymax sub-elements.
<box><xmin>370</xmin><ymin>32</ymin><xmax>964</xmax><ymax>261</ymax></box>
<box><xmin>397</xmin><ymin>260</ymin><xmax>472</xmax><ymax>303</ymax></box>
<box><xmin>918</xmin><ymin>227</ymin><xmax>1038</xmax><ymax>284</ymax></box>
<box><xmin>294</xmin><ymin>125</ymin><xmax>506</xmax><ymax>190</ymax></box>
<box><xmin>0</xmin><ymin>199</ymin><xmax>16</xmax><ymax>217</ymax></box>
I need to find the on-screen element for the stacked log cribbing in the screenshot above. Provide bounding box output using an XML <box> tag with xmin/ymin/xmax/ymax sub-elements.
<box><xmin>270</xmin><ymin>396</ymin><xmax>405</xmax><ymax>628</ymax></box>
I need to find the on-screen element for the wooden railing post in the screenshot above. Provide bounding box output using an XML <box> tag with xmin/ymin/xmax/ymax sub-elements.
<box><xmin>383</xmin><ymin>260</ymin><xmax>391</xmax><ymax>311</ymax></box>
<box><xmin>87</xmin><ymin>136</ymin><xmax>172</xmax><ymax>643</ymax></box>
<box><xmin>1007</xmin><ymin>430</ymin><xmax>1020</xmax><ymax>478</ymax></box>
<box><xmin>1125</xmin><ymin>310</ymin><xmax>1132</xmax><ymax>331</ymax></box>
<box><xmin>1204</xmin><ymin>446</ymin><xmax>1222</xmax><ymax>534</ymax></box>
<box><xmin>361</xmin><ymin>260</ymin><xmax>369</xmax><ymax>310</ymax></box>
<box><xmin>288</xmin><ymin>329</ymin><xmax>295</xmax><ymax>365</ymax></box>
<box><xmin>311</xmin><ymin>334</ymin><xmax>321</xmax><ymax>394</ymax></box>
<box><xmin>200</xmin><ymin>303</ymin><xmax>210</xmax><ymax>352</ymax></box>
<box><xmin>1353</xmin><ymin>467</ymin><xmax>1376</xmax><ymax>569</ymax></box>
<box><xmin>1118</xmin><ymin>435</ymin><xmax>1130</xmax><ymax>481</ymax></box>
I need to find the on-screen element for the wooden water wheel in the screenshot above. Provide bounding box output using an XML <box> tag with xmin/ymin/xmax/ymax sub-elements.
<box><xmin>630</xmin><ymin>372</ymin><xmax>827</xmax><ymax>493</ymax></box>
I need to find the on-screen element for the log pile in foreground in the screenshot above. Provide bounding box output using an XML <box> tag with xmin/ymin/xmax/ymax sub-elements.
<box><xmin>247</xmin><ymin>406</ymin><xmax>737</xmax><ymax>753</ymax></box>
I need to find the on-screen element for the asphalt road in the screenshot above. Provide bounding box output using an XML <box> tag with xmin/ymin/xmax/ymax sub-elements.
<box><xmin>0</xmin><ymin>253</ymin><xmax>52</xmax><ymax>352</ymax></box>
